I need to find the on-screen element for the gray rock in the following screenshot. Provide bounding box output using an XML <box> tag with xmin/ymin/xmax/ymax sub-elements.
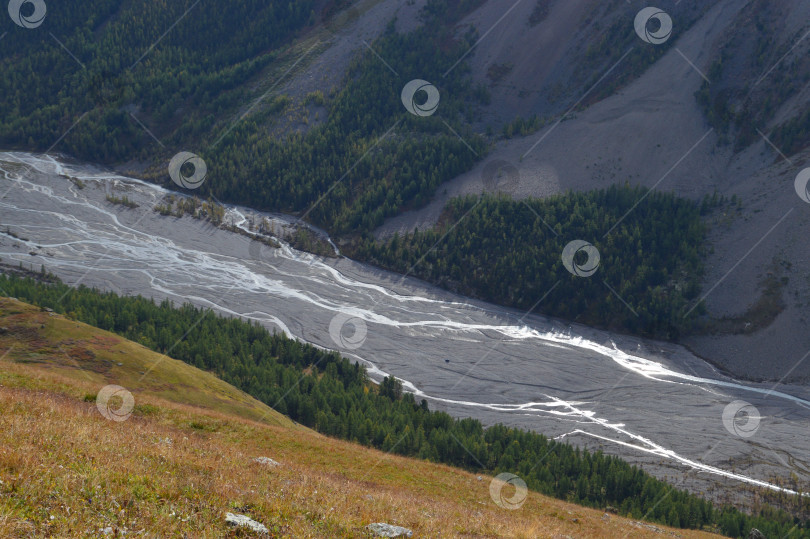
<box><xmin>631</xmin><ymin>521</ymin><xmax>666</xmax><ymax>534</ymax></box>
<box><xmin>366</xmin><ymin>523</ymin><xmax>413</xmax><ymax>537</ymax></box>
<box><xmin>225</xmin><ymin>513</ymin><xmax>268</xmax><ymax>533</ymax></box>
<box><xmin>748</xmin><ymin>529</ymin><xmax>767</xmax><ymax>539</ymax></box>
<box><xmin>253</xmin><ymin>456</ymin><xmax>280</xmax><ymax>467</ymax></box>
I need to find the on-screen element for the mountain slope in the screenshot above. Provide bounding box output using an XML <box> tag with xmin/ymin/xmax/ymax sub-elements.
<box><xmin>3</xmin><ymin>0</ymin><xmax>810</xmax><ymax>443</ymax></box>
<box><xmin>0</xmin><ymin>296</ymin><xmax>294</xmax><ymax>427</ymax></box>
<box><xmin>0</xmin><ymin>297</ymin><xmax>723</xmax><ymax>538</ymax></box>
<box><xmin>368</xmin><ymin>0</ymin><xmax>810</xmax><ymax>381</ymax></box>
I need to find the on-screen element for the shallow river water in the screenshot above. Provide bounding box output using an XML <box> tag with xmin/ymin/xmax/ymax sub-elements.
<box><xmin>1</xmin><ymin>151</ymin><xmax>809</xmax><ymax>502</ymax></box>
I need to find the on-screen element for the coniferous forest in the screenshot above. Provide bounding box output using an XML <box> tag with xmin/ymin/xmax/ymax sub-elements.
<box><xmin>0</xmin><ymin>0</ymin><xmax>316</xmax><ymax>160</ymax></box>
<box><xmin>354</xmin><ymin>186</ymin><xmax>714</xmax><ymax>340</ymax></box>
<box><xmin>0</xmin><ymin>0</ymin><xmax>810</xmax><ymax>537</ymax></box>
<box><xmin>0</xmin><ymin>0</ymin><xmax>487</xmax><ymax>235</ymax></box>
<box><xmin>202</xmin><ymin>21</ymin><xmax>487</xmax><ymax>234</ymax></box>
<box><xmin>0</xmin><ymin>0</ymin><xmax>724</xmax><ymax>337</ymax></box>
<box><xmin>0</xmin><ymin>274</ymin><xmax>807</xmax><ymax>538</ymax></box>
<box><xmin>5</xmin><ymin>1</ymin><xmax>808</xmax><ymax>535</ymax></box>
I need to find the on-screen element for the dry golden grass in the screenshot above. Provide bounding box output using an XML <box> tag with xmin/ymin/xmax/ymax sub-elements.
<box><xmin>0</xmin><ymin>297</ymin><xmax>294</xmax><ymax>428</ymax></box>
<box><xmin>0</xmin><ymin>298</ymin><xmax>725</xmax><ymax>538</ymax></box>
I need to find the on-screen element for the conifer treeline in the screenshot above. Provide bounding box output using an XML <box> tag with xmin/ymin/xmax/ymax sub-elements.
<box><xmin>354</xmin><ymin>186</ymin><xmax>714</xmax><ymax>339</ymax></box>
<box><xmin>1</xmin><ymin>275</ymin><xmax>806</xmax><ymax>537</ymax></box>
<box><xmin>0</xmin><ymin>0</ymin><xmax>487</xmax><ymax>234</ymax></box>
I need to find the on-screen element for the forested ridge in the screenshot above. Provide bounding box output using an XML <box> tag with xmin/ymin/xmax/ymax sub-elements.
<box><xmin>1</xmin><ymin>274</ymin><xmax>808</xmax><ymax>537</ymax></box>
<box><xmin>2</xmin><ymin>0</ymin><xmax>728</xmax><ymax>339</ymax></box>
<box><xmin>1</xmin><ymin>0</ymin><xmax>488</xmax><ymax>235</ymax></box>
<box><xmin>202</xmin><ymin>19</ymin><xmax>487</xmax><ymax>234</ymax></box>
<box><xmin>1</xmin><ymin>0</ymin><xmax>316</xmax><ymax>160</ymax></box>
<box><xmin>354</xmin><ymin>185</ymin><xmax>715</xmax><ymax>340</ymax></box>
<box><xmin>4</xmin><ymin>1</ymin><xmax>809</xmax><ymax>535</ymax></box>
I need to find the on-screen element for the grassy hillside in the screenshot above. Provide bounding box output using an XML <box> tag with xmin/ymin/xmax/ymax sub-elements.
<box><xmin>0</xmin><ymin>297</ymin><xmax>294</xmax><ymax>427</ymax></box>
<box><xmin>2</xmin><ymin>274</ymin><xmax>808</xmax><ymax>537</ymax></box>
<box><xmin>0</xmin><ymin>297</ymin><xmax>723</xmax><ymax>538</ymax></box>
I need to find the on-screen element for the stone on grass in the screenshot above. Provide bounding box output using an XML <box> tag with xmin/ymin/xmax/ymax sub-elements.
<box><xmin>225</xmin><ymin>512</ymin><xmax>268</xmax><ymax>533</ymax></box>
<box><xmin>366</xmin><ymin>523</ymin><xmax>413</xmax><ymax>537</ymax></box>
<box><xmin>253</xmin><ymin>456</ymin><xmax>280</xmax><ymax>467</ymax></box>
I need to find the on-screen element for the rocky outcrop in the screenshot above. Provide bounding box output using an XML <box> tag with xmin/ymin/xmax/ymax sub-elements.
<box><xmin>225</xmin><ymin>512</ymin><xmax>268</xmax><ymax>533</ymax></box>
<box><xmin>366</xmin><ymin>522</ymin><xmax>413</xmax><ymax>537</ymax></box>
<box><xmin>253</xmin><ymin>456</ymin><xmax>280</xmax><ymax>467</ymax></box>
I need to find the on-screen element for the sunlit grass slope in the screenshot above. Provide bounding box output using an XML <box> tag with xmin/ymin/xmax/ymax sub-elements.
<box><xmin>0</xmin><ymin>298</ymin><xmax>722</xmax><ymax>537</ymax></box>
